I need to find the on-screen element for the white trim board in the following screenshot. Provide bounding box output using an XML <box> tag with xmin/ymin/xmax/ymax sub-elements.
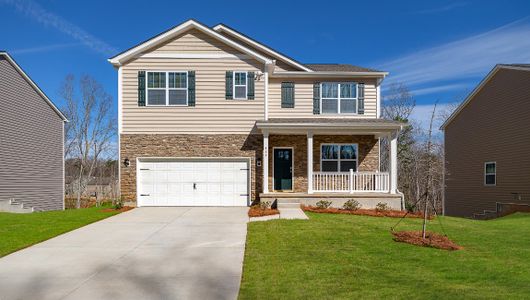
<box><xmin>108</xmin><ymin>19</ymin><xmax>272</xmax><ymax>66</ymax></box>
<box><xmin>0</xmin><ymin>52</ymin><xmax>68</xmax><ymax>122</ymax></box>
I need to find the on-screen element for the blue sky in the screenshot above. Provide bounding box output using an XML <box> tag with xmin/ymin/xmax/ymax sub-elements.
<box><xmin>2</xmin><ymin>0</ymin><xmax>530</xmax><ymax>129</ymax></box>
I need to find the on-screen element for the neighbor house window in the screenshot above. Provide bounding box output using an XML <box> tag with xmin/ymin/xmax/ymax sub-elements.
<box><xmin>147</xmin><ymin>71</ymin><xmax>188</xmax><ymax>106</ymax></box>
<box><xmin>485</xmin><ymin>162</ymin><xmax>496</xmax><ymax>186</ymax></box>
<box><xmin>321</xmin><ymin>144</ymin><xmax>358</xmax><ymax>172</ymax></box>
<box><xmin>321</xmin><ymin>82</ymin><xmax>357</xmax><ymax>114</ymax></box>
<box><xmin>233</xmin><ymin>71</ymin><xmax>248</xmax><ymax>99</ymax></box>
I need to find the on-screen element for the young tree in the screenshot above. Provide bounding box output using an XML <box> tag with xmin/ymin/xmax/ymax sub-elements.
<box><xmin>61</xmin><ymin>75</ymin><xmax>116</xmax><ymax>208</ymax></box>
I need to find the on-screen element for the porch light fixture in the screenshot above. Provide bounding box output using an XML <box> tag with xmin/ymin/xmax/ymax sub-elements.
<box><xmin>256</xmin><ymin>158</ymin><xmax>262</xmax><ymax>167</ymax></box>
<box><xmin>123</xmin><ymin>158</ymin><xmax>130</xmax><ymax>168</ymax></box>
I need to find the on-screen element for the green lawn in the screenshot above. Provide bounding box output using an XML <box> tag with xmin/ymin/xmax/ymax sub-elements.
<box><xmin>0</xmin><ymin>206</ymin><xmax>121</xmax><ymax>257</ymax></box>
<box><xmin>239</xmin><ymin>212</ymin><xmax>530</xmax><ymax>299</ymax></box>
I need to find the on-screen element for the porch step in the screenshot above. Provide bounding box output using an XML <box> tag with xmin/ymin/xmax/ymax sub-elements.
<box><xmin>0</xmin><ymin>199</ymin><xmax>34</xmax><ymax>213</ymax></box>
<box><xmin>277</xmin><ymin>202</ymin><xmax>301</xmax><ymax>209</ymax></box>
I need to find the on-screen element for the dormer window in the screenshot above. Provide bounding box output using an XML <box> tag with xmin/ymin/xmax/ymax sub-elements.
<box><xmin>321</xmin><ymin>82</ymin><xmax>358</xmax><ymax>114</ymax></box>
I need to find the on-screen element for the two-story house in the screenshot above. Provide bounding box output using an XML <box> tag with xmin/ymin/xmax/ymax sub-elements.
<box><xmin>109</xmin><ymin>19</ymin><xmax>405</xmax><ymax>209</ymax></box>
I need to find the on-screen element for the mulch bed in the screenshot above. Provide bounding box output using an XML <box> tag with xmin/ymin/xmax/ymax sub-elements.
<box><xmin>301</xmin><ymin>205</ymin><xmax>431</xmax><ymax>219</ymax></box>
<box><xmin>100</xmin><ymin>206</ymin><xmax>135</xmax><ymax>213</ymax></box>
<box><xmin>248</xmin><ymin>206</ymin><xmax>279</xmax><ymax>218</ymax></box>
<box><xmin>392</xmin><ymin>231</ymin><xmax>462</xmax><ymax>251</ymax></box>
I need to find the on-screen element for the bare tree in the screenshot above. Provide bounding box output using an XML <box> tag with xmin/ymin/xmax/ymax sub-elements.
<box><xmin>61</xmin><ymin>75</ymin><xmax>116</xmax><ymax>208</ymax></box>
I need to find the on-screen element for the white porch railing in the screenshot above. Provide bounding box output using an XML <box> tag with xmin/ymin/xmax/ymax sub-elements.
<box><xmin>312</xmin><ymin>171</ymin><xmax>389</xmax><ymax>193</ymax></box>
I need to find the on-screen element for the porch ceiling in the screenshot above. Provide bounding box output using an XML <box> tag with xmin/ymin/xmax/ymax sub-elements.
<box><xmin>255</xmin><ymin>118</ymin><xmax>405</xmax><ymax>136</ymax></box>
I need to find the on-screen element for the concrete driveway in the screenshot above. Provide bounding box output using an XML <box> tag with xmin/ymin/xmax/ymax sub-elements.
<box><xmin>0</xmin><ymin>207</ymin><xmax>249</xmax><ymax>300</ymax></box>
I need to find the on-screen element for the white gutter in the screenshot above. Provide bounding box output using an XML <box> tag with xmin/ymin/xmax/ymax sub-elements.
<box><xmin>271</xmin><ymin>71</ymin><xmax>388</xmax><ymax>78</ymax></box>
<box><xmin>264</xmin><ymin>69</ymin><xmax>269</xmax><ymax>120</ymax></box>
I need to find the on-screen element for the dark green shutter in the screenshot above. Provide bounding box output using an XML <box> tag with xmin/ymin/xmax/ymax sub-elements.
<box><xmin>225</xmin><ymin>71</ymin><xmax>233</xmax><ymax>99</ymax></box>
<box><xmin>247</xmin><ymin>72</ymin><xmax>255</xmax><ymax>100</ymax></box>
<box><xmin>188</xmin><ymin>71</ymin><xmax>195</xmax><ymax>107</ymax></box>
<box><xmin>313</xmin><ymin>82</ymin><xmax>320</xmax><ymax>114</ymax></box>
<box><xmin>358</xmin><ymin>83</ymin><xmax>365</xmax><ymax>114</ymax></box>
<box><xmin>138</xmin><ymin>71</ymin><xmax>146</xmax><ymax>106</ymax></box>
<box><xmin>281</xmin><ymin>82</ymin><xmax>295</xmax><ymax>108</ymax></box>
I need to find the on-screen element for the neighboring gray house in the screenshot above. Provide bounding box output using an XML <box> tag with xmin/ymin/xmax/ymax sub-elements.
<box><xmin>0</xmin><ymin>51</ymin><xmax>68</xmax><ymax>212</ymax></box>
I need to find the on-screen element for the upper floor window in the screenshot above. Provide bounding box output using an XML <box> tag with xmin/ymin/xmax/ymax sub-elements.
<box><xmin>485</xmin><ymin>162</ymin><xmax>496</xmax><ymax>186</ymax></box>
<box><xmin>233</xmin><ymin>71</ymin><xmax>248</xmax><ymax>99</ymax></box>
<box><xmin>321</xmin><ymin>82</ymin><xmax>357</xmax><ymax>114</ymax></box>
<box><xmin>321</xmin><ymin>144</ymin><xmax>358</xmax><ymax>172</ymax></box>
<box><xmin>147</xmin><ymin>71</ymin><xmax>188</xmax><ymax>106</ymax></box>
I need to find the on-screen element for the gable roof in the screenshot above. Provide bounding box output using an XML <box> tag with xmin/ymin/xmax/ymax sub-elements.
<box><xmin>441</xmin><ymin>64</ymin><xmax>530</xmax><ymax>129</ymax></box>
<box><xmin>0</xmin><ymin>51</ymin><xmax>68</xmax><ymax>122</ymax></box>
<box><xmin>304</xmin><ymin>64</ymin><xmax>383</xmax><ymax>72</ymax></box>
<box><xmin>109</xmin><ymin>19</ymin><xmax>273</xmax><ymax>66</ymax></box>
<box><xmin>212</xmin><ymin>23</ymin><xmax>313</xmax><ymax>72</ymax></box>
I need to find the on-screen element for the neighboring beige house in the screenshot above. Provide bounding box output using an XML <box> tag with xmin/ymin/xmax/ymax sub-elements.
<box><xmin>441</xmin><ymin>64</ymin><xmax>530</xmax><ymax>218</ymax></box>
<box><xmin>109</xmin><ymin>19</ymin><xmax>405</xmax><ymax>209</ymax></box>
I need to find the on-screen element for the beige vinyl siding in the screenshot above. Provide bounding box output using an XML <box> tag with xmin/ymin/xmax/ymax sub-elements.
<box><xmin>122</xmin><ymin>57</ymin><xmax>264</xmax><ymax>134</ymax></box>
<box><xmin>216</xmin><ymin>30</ymin><xmax>301</xmax><ymax>72</ymax></box>
<box><xmin>150</xmin><ymin>29</ymin><xmax>243</xmax><ymax>55</ymax></box>
<box><xmin>268</xmin><ymin>78</ymin><xmax>377</xmax><ymax>118</ymax></box>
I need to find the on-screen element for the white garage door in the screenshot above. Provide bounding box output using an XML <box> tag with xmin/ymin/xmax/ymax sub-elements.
<box><xmin>138</xmin><ymin>159</ymin><xmax>249</xmax><ymax>207</ymax></box>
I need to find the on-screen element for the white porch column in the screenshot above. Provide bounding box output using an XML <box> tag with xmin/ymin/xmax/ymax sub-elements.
<box><xmin>307</xmin><ymin>131</ymin><xmax>314</xmax><ymax>194</ymax></box>
<box><xmin>389</xmin><ymin>131</ymin><xmax>398</xmax><ymax>194</ymax></box>
<box><xmin>263</xmin><ymin>131</ymin><xmax>269</xmax><ymax>194</ymax></box>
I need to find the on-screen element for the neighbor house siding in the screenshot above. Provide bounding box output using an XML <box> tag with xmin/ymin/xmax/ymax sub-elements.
<box><xmin>0</xmin><ymin>56</ymin><xmax>64</xmax><ymax>211</ymax></box>
<box><xmin>121</xmin><ymin>29</ymin><xmax>265</xmax><ymax>134</ymax></box>
<box><xmin>444</xmin><ymin>68</ymin><xmax>530</xmax><ymax>217</ymax></box>
<box><xmin>268</xmin><ymin>78</ymin><xmax>378</xmax><ymax>118</ymax></box>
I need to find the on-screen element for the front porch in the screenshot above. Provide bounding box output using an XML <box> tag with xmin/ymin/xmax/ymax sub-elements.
<box><xmin>255</xmin><ymin>118</ymin><xmax>405</xmax><ymax>209</ymax></box>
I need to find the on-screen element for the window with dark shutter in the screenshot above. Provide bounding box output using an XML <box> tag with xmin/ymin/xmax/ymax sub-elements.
<box><xmin>247</xmin><ymin>72</ymin><xmax>255</xmax><ymax>100</ymax></box>
<box><xmin>187</xmin><ymin>71</ymin><xmax>195</xmax><ymax>107</ymax></box>
<box><xmin>225</xmin><ymin>71</ymin><xmax>233</xmax><ymax>99</ymax></box>
<box><xmin>358</xmin><ymin>83</ymin><xmax>365</xmax><ymax>114</ymax></box>
<box><xmin>313</xmin><ymin>82</ymin><xmax>320</xmax><ymax>114</ymax></box>
<box><xmin>281</xmin><ymin>82</ymin><xmax>295</xmax><ymax>108</ymax></box>
<box><xmin>138</xmin><ymin>71</ymin><xmax>146</xmax><ymax>106</ymax></box>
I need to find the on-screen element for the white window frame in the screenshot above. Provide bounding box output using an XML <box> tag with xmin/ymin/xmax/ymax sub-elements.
<box><xmin>484</xmin><ymin>161</ymin><xmax>496</xmax><ymax>186</ymax></box>
<box><xmin>320</xmin><ymin>143</ymin><xmax>359</xmax><ymax>172</ymax></box>
<box><xmin>320</xmin><ymin>82</ymin><xmax>358</xmax><ymax>115</ymax></box>
<box><xmin>146</xmin><ymin>70</ymin><xmax>188</xmax><ymax>106</ymax></box>
<box><xmin>233</xmin><ymin>71</ymin><xmax>248</xmax><ymax>100</ymax></box>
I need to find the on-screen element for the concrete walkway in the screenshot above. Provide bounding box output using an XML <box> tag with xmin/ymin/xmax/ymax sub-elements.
<box><xmin>0</xmin><ymin>207</ymin><xmax>249</xmax><ymax>300</ymax></box>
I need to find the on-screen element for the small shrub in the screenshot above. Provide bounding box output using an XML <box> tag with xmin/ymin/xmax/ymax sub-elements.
<box><xmin>375</xmin><ymin>202</ymin><xmax>390</xmax><ymax>212</ymax></box>
<box><xmin>315</xmin><ymin>200</ymin><xmax>332</xmax><ymax>209</ymax></box>
<box><xmin>259</xmin><ymin>201</ymin><xmax>271</xmax><ymax>210</ymax></box>
<box><xmin>114</xmin><ymin>198</ymin><xmax>124</xmax><ymax>210</ymax></box>
<box><xmin>405</xmin><ymin>201</ymin><xmax>416</xmax><ymax>213</ymax></box>
<box><xmin>342</xmin><ymin>199</ymin><xmax>361</xmax><ymax>211</ymax></box>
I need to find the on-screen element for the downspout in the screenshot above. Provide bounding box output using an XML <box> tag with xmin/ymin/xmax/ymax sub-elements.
<box><xmin>117</xmin><ymin>65</ymin><xmax>123</xmax><ymax>201</ymax></box>
<box><xmin>264</xmin><ymin>60</ymin><xmax>275</xmax><ymax>120</ymax></box>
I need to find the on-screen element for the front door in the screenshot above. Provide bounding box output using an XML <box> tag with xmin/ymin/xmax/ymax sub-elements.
<box><xmin>273</xmin><ymin>148</ymin><xmax>293</xmax><ymax>191</ymax></box>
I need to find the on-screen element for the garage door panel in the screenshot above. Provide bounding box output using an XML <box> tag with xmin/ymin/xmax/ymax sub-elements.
<box><xmin>138</xmin><ymin>159</ymin><xmax>248</xmax><ymax>207</ymax></box>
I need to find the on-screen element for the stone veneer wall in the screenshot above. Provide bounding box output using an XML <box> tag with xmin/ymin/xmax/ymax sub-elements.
<box><xmin>120</xmin><ymin>134</ymin><xmax>262</xmax><ymax>205</ymax></box>
<box><xmin>120</xmin><ymin>134</ymin><xmax>379</xmax><ymax>204</ymax></box>
<box><xmin>268</xmin><ymin>135</ymin><xmax>380</xmax><ymax>193</ymax></box>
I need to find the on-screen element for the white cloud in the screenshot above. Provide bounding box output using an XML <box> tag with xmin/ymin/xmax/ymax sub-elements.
<box><xmin>378</xmin><ymin>19</ymin><xmax>530</xmax><ymax>95</ymax></box>
<box><xmin>410</xmin><ymin>83</ymin><xmax>468</xmax><ymax>97</ymax></box>
<box><xmin>1</xmin><ymin>0</ymin><xmax>117</xmax><ymax>56</ymax></box>
<box><xmin>10</xmin><ymin>43</ymin><xmax>80</xmax><ymax>55</ymax></box>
